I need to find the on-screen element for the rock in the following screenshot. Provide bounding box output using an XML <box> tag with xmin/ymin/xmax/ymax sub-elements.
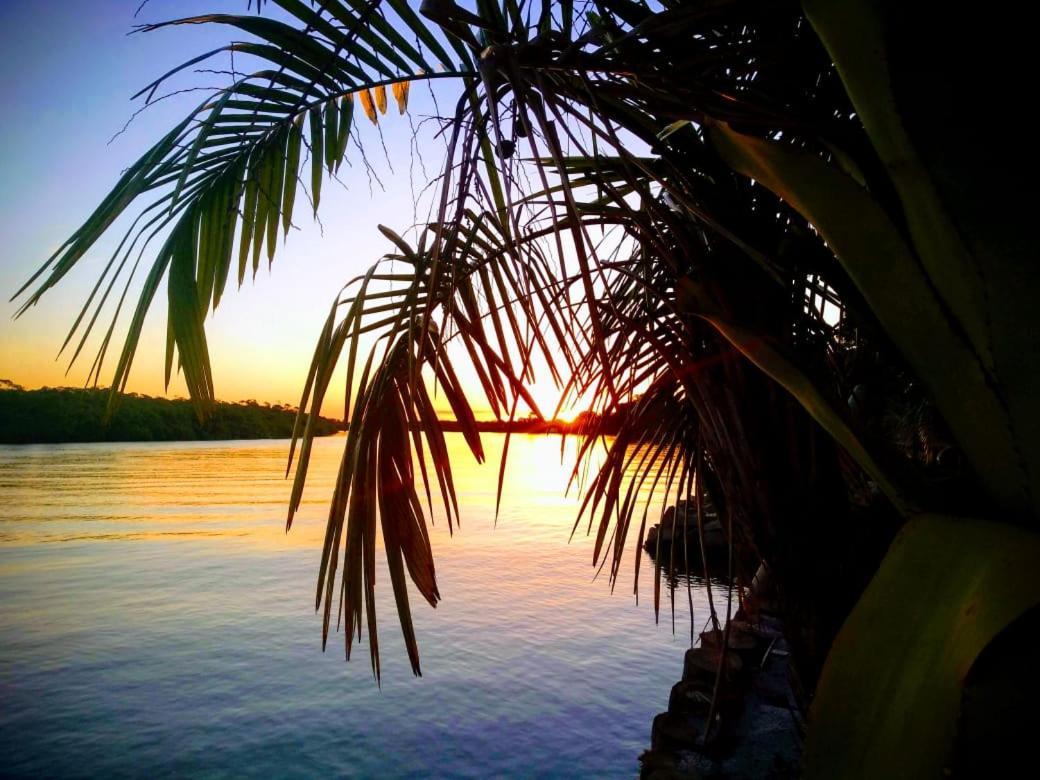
<box><xmin>699</xmin><ymin>627</ymin><xmax>759</xmax><ymax>653</ymax></box>
<box><xmin>651</xmin><ymin>711</ymin><xmax>702</xmax><ymax>751</ymax></box>
<box><xmin>644</xmin><ymin>608</ymin><xmax>802</xmax><ymax>780</ymax></box>
<box><xmin>643</xmin><ymin>500</ymin><xmax>727</xmax><ymax>559</ymax></box>
<box><xmin>683</xmin><ymin>646</ymin><xmax>743</xmax><ymax>682</ymax></box>
<box><xmin>669</xmin><ymin>679</ymin><xmax>713</xmax><ymax>715</ymax></box>
<box><xmin>639</xmin><ymin>749</ymin><xmax>703</xmax><ymax>780</ymax></box>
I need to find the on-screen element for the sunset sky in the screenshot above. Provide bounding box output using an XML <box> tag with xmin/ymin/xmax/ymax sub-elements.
<box><xmin>0</xmin><ymin>1</ymin><xmax>568</xmax><ymax>420</ymax></box>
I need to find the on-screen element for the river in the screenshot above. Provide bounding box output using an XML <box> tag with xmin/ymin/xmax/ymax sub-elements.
<box><xmin>0</xmin><ymin>433</ymin><xmax>711</xmax><ymax>778</ymax></box>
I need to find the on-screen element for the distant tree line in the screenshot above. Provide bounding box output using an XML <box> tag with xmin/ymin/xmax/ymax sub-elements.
<box><xmin>0</xmin><ymin>383</ymin><xmax>342</xmax><ymax>444</ymax></box>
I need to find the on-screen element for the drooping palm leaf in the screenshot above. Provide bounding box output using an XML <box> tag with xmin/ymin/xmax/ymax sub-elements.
<box><xmin>15</xmin><ymin>1</ymin><xmax>474</xmax><ymax>422</ymax></box>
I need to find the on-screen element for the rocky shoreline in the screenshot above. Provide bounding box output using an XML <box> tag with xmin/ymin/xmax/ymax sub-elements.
<box><xmin>643</xmin><ymin>500</ymin><xmax>730</xmax><ymax>576</ymax></box>
<box><xmin>640</xmin><ymin>502</ymin><xmax>804</xmax><ymax>779</ymax></box>
<box><xmin>640</xmin><ymin>610</ymin><xmax>803</xmax><ymax>779</ymax></box>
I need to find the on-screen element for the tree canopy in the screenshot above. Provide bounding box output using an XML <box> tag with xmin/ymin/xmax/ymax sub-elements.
<box><xmin>0</xmin><ymin>385</ymin><xmax>340</xmax><ymax>443</ymax></box>
<box><xmin>17</xmin><ymin>2</ymin><xmax>1039</xmax><ymax>775</ymax></box>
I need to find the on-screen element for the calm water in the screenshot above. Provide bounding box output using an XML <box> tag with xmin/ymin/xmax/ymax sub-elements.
<box><xmin>0</xmin><ymin>434</ymin><xmax>710</xmax><ymax>778</ymax></box>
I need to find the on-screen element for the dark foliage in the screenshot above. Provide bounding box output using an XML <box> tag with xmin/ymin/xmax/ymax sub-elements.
<box><xmin>0</xmin><ymin>385</ymin><xmax>341</xmax><ymax>444</ymax></box>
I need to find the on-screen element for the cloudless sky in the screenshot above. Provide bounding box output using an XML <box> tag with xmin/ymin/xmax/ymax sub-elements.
<box><xmin>0</xmin><ymin>0</ymin><xmax>519</xmax><ymax>418</ymax></box>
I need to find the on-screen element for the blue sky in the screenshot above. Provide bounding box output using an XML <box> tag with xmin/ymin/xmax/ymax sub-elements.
<box><xmin>0</xmin><ymin>0</ymin><xmax>464</xmax><ymax>414</ymax></box>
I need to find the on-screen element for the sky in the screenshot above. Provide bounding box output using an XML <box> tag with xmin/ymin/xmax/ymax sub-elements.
<box><xmin>0</xmin><ymin>0</ymin><xmax>565</xmax><ymax>419</ymax></box>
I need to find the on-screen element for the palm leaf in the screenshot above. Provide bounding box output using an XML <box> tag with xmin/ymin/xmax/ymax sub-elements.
<box><xmin>15</xmin><ymin>2</ymin><xmax>473</xmax><ymax>415</ymax></box>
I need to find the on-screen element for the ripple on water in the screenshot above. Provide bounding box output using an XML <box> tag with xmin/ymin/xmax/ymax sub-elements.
<box><xmin>0</xmin><ymin>435</ymin><xmax>710</xmax><ymax>778</ymax></box>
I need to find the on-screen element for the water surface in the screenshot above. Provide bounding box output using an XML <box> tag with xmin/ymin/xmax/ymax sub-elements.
<box><xmin>0</xmin><ymin>434</ymin><xmax>709</xmax><ymax>778</ymax></box>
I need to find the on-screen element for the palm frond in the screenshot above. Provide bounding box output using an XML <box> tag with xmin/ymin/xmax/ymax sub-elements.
<box><xmin>15</xmin><ymin>1</ymin><xmax>474</xmax><ymax>418</ymax></box>
<box><xmin>25</xmin><ymin>0</ymin><xmax>926</xmax><ymax>685</ymax></box>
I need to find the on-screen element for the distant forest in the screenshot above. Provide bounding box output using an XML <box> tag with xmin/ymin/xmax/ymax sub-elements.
<box><xmin>0</xmin><ymin>382</ymin><xmax>342</xmax><ymax>444</ymax></box>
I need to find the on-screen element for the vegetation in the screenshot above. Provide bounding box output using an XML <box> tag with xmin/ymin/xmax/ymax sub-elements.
<box><xmin>16</xmin><ymin>1</ymin><xmax>1037</xmax><ymax>776</ymax></box>
<box><xmin>0</xmin><ymin>382</ymin><xmax>341</xmax><ymax>443</ymax></box>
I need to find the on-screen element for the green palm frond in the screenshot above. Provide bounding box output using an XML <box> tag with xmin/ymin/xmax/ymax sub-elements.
<box><xmin>14</xmin><ymin>0</ymin><xmax>475</xmax><ymax>419</ymax></box>
<box><xmin>281</xmin><ymin>213</ymin><xmax>575</xmax><ymax>674</ymax></box>
<box><xmin>21</xmin><ymin>0</ymin><xmax>930</xmax><ymax>684</ymax></box>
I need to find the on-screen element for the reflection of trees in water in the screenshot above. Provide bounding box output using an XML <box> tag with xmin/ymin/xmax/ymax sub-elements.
<box><xmin>640</xmin><ymin>546</ymin><xmax>741</xmax><ymax>655</ymax></box>
<box><xmin>652</xmin><ymin>558</ymin><xmax>732</xmax><ymax>595</ymax></box>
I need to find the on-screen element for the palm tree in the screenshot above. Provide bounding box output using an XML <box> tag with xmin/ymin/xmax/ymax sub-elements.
<box><xmin>16</xmin><ymin>1</ymin><xmax>1040</xmax><ymax>776</ymax></box>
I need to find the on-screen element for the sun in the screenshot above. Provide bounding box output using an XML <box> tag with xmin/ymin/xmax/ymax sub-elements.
<box><xmin>524</xmin><ymin>377</ymin><xmax>590</xmax><ymax>423</ymax></box>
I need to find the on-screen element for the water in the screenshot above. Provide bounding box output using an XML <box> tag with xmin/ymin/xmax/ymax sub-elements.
<box><xmin>0</xmin><ymin>434</ymin><xmax>710</xmax><ymax>778</ymax></box>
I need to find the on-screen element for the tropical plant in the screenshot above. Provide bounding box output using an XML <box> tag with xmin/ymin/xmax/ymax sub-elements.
<box><xmin>16</xmin><ymin>1</ymin><xmax>1039</xmax><ymax>776</ymax></box>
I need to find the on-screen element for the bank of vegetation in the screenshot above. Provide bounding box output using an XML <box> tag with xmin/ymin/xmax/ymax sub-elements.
<box><xmin>0</xmin><ymin>383</ymin><xmax>341</xmax><ymax>444</ymax></box>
